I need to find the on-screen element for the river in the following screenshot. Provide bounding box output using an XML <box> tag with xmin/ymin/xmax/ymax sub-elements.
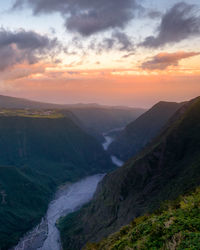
<box><xmin>13</xmin><ymin>129</ymin><xmax>124</xmax><ymax>250</ymax></box>
<box><xmin>13</xmin><ymin>174</ymin><xmax>104</xmax><ymax>250</ymax></box>
<box><xmin>102</xmin><ymin>135</ymin><xmax>114</xmax><ymax>151</ymax></box>
<box><xmin>102</xmin><ymin>129</ymin><xmax>124</xmax><ymax>167</ymax></box>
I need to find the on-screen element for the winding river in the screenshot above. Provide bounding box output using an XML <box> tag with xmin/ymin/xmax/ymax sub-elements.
<box><xmin>13</xmin><ymin>130</ymin><xmax>124</xmax><ymax>250</ymax></box>
<box><xmin>13</xmin><ymin>175</ymin><xmax>104</xmax><ymax>250</ymax></box>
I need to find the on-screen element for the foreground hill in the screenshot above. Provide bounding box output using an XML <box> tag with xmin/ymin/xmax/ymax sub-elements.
<box><xmin>0</xmin><ymin>95</ymin><xmax>145</xmax><ymax>134</ymax></box>
<box><xmin>108</xmin><ymin>101</ymin><xmax>184</xmax><ymax>161</ymax></box>
<box><xmin>58</xmin><ymin>97</ymin><xmax>200</xmax><ymax>249</ymax></box>
<box><xmin>0</xmin><ymin>110</ymin><xmax>113</xmax><ymax>249</ymax></box>
<box><xmin>86</xmin><ymin>187</ymin><xmax>200</xmax><ymax>249</ymax></box>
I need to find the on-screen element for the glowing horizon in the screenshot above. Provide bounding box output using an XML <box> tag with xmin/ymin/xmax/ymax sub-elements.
<box><xmin>0</xmin><ymin>0</ymin><xmax>199</xmax><ymax>108</ymax></box>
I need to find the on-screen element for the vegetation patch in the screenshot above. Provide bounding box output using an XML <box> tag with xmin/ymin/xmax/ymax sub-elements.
<box><xmin>86</xmin><ymin>187</ymin><xmax>200</xmax><ymax>250</ymax></box>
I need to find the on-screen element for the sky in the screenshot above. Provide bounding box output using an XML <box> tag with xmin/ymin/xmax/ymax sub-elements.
<box><xmin>0</xmin><ymin>0</ymin><xmax>199</xmax><ymax>107</ymax></box>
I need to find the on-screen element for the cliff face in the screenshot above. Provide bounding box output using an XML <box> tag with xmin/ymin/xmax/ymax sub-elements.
<box><xmin>108</xmin><ymin>101</ymin><xmax>184</xmax><ymax>161</ymax></box>
<box><xmin>58</xmin><ymin>97</ymin><xmax>200</xmax><ymax>250</ymax></box>
<box><xmin>0</xmin><ymin>113</ymin><xmax>113</xmax><ymax>249</ymax></box>
<box><xmin>0</xmin><ymin>116</ymin><xmax>112</xmax><ymax>176</ymax></box>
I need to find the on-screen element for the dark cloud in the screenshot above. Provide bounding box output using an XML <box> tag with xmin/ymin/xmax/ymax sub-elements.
<box><xmin>141</xmin><ymin>2</ymin><xmax>200</xmax><ymax>48</ymax></box>
<box><xmin>122</xmin><ymin>52</ymin><xmax>135</xmax><ymax>58</ymax></box>
<box><xmin>141</xmin><ymin>51</ymin><xmax>200</xmax><ymax>70</ymax></box>
<box><xmin>112</xmin><ymin>32</ymin><xmax>134</xmax><ymax>51</ymax></box>
<box><xmin>0</xmin><ymin>29</ymin><xmax>58</xmax><ymax>71</ymax></box>
<box><xmin>13</xmin><ymin>0</ymin><xmax>141</xmax><ymax>36</ymax></box>
<box><xmin>89</xmin><ymin>31</ymin><xmax>134</xmax><ymax>53</ymax></box>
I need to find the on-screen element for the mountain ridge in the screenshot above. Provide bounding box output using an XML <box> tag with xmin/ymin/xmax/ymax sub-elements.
<box><xmin>0</xmin><ymin>94</ymin><xmax>145</xmax><ymax>111</ymax></box>
<box><xmin>108</xmin><ymin>100</ymin><xmax>185</xmax><ymax>161</ymax></box>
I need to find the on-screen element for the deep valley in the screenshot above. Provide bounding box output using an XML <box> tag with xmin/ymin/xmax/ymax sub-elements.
<box><xmin>0</xmin><ymin>95</ymin><xmax>199</xmax><ymax>250</ymax></box>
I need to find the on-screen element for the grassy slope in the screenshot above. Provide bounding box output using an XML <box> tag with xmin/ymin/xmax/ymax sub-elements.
<box><xmin>0</xmin><ymin>112</ymin><xmax>113</xmax><ymax>249</ymax></box>
<box><xmin>86</xmin><ymin>187</ymin><xmax>200</xmax><ymax>250</ymax></box>
<box><xmin>58</xmin><ymin>97</ymin><xmax>200</xmax><ymax>250</ymax></box>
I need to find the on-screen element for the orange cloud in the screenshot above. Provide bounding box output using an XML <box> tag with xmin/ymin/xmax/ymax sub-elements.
<box><xmin>0</xmin><ymin>55</ymin><xmax>199</xmax><ymax>108</ymax></box>
<box><xmin>141</xmin><ymin>51</ymin><xmax>200</xmax><ymax>70</ymax></box>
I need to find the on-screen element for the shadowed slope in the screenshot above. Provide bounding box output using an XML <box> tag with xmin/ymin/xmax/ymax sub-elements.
<box><xmin>108</xmin><ymin>101</ymin><xmax>184</xmax><ymax>161</ymax></box>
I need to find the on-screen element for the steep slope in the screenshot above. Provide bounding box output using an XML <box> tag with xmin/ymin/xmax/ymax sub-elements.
<box><xmin>58</xmin><ymin>97</ymin><xmax>200</xmax><ymax>250</ymax></box>
<box><xmin>0</xmin><ymin>165</ymin><xmax>54</xmax><ymax>249</ymax></box>
<box><xmin>86</xmin><ymin>187</ymin><xmax>200</xmax><ymax>250</ymax></box>
<box><xmin>0</xmin><ymin>111</ymin><xmax>113</xmax><ymax>249</ymax></box>
<box><xmin>108</xmin><ymin>101</ymin><xmax>184</xmax><ymax>161</ymax></box>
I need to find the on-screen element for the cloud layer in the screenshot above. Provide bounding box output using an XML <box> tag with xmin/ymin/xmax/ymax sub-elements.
<box><xmin>141</xmin><ymin>2</ymin><xmax>200</xmax><ymax>48</ymax></box>
<box><xmin>142</xmin><ymin>51</ymin><xmax>200</xmax><ymax>70</ymax></box>
<box><xmin>0</xmin><ymin>29</ymin><xmax>58</xmax><ymax>71</ymax></box>
<box><xmin>13</xmin><ymin>0</ymin><xmax>141</xmax><ymax>36</ymax></box>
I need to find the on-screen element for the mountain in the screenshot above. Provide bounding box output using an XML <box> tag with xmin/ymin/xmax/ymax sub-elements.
<box><xmin>58</xmin><ymin>97</ymin><xmax>200</xmax><ymax>249</ymax></box>
<box><xmin>0</xmin><ymin>95</ymin><xmax>145</xmax><ymax>134</ymax></box>
<box><xmin>108</xmin><ymin>101</ymin><xmax>184</xmax><ymax>161</ymax></box>
<box><xmin>86</xmin><ymin>187</ymin><xmax>200</xmax><ymax>249</ymax></box>
<box><xmin>0</xmin><ymin>110</ymin><xmax>113</xmax><ymax>249</ymax></box>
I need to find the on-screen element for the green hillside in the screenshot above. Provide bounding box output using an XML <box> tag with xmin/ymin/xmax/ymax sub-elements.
<box><xmin>86</xmin><ymin>187</ymin><xmax>200</xmax><ymax>250</ymax></box>
<box><xmin>0</xmin><ymin>112</ymin><xmax>113</xmax><ymax>249</ymax></box>
<box><xmin>58</xmin><ymin>97</ymin><xmax>200</xmax><ymax>250</ymax></box>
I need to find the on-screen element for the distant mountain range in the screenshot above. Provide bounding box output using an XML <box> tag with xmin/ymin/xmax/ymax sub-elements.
<box><xmin>58</xmin><ymin>97</ymin><xmax>200</xmax><ymax>250</ymax></box>
<box><xmin>0</xmin><ymin>94</ymin><xmax>141</xmax><ymax>110</ymax></box>
<box><xmin>0</xmin><ymin>95</ymin><xmax>145</xmax><ymax>134</ymax></box>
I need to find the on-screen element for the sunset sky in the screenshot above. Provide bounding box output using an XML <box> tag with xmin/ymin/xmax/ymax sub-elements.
<box><xmin>0</xmin><ymin>0</ymin><xmax>200</xmax><ymax>107</ymax></box>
